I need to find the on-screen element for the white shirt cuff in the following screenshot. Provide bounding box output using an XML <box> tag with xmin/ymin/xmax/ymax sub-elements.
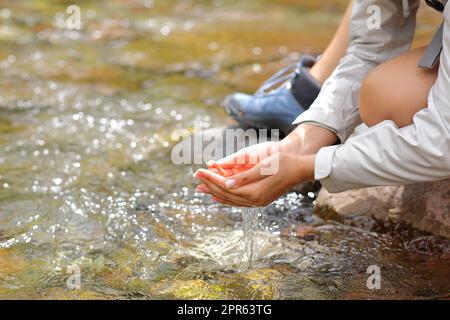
<box><xmin>314</xmin><ymin>145</ymin><xmax>341</xmax><ymax>193</ymax></box>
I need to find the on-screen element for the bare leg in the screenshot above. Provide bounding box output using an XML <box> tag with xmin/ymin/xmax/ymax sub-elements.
<box><xmin>360</xmin><ymin>47</ymin><xmax>439</xmax><ymax>128</ymax></box>
<box><xmin>309</xmin><ymin>1</ymin><xmax>352</xmax><ymax>84</ymax></box>
<box><xmin>282</xmin><ymin>2</ymin><xmax>352</xmax><ymax>154</ymax></box>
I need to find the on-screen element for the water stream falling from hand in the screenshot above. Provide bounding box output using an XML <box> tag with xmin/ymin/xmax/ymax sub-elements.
<box><xmin>242</xmin><ymin>207</ymin><xmax>260</xmax><ymax>268</ymax></box>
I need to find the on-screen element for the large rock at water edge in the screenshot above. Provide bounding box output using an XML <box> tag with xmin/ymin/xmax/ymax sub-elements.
<box><xmin>314</xmin><ymin>180</ymin><xmax>450</xmax><ymax>238</ymax></box>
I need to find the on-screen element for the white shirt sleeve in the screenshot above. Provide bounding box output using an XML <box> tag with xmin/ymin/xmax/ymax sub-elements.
<box><xmin>316</xmin><ymin>3</ymin><xmax>450</xmax><ymax>193</ymax></box>
<box><xmin>293</xmin><ymin>0</ymin><xmax>420</xmax><ymax>142</ymax></box>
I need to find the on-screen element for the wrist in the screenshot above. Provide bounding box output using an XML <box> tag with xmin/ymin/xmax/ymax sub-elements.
<box><xmin>284</xmin><ymin>153</ymin><xmax>316</xmax><ymax>185</ymax></box>
<box><xmin>278</xmin><ymin>135</ymin><xmax>298</xmax><ymax>154</ymax></box>
<box><xmin>281</xmin><ymin>123</ymin><xmax>337</xmax><ymax>156</ymax></box>
<box><xmin>299</xmin><ymin>154</ymin><xmax>316</xmax><ymax>181</ymax></box>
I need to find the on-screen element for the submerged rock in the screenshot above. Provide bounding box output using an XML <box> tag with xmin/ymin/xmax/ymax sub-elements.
<box><xmin>149</xmin><ymin>279</ymin><xmax>228</xmax><ymax>299</ymax></box>
<box><xmin>314</xmin><ymin>180</ymin><xmax>450</xmax><ymax>238</ymax></box>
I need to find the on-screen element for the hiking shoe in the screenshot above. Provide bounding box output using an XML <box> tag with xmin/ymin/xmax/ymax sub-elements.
<box><xmin>223</xmin><ymin>55</ymin><xmax>321</xmax><ymax>136</ymax></box>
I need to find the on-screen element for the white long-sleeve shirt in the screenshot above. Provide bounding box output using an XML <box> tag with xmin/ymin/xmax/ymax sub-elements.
<box><xmin>293</xmin><ymin>0</ymin><xmax>450</xmax><ymax>193</ymax></box>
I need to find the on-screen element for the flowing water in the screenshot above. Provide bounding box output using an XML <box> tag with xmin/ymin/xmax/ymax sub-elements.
<box><xmin>242</xmin><ymin>208</ymin><xmax>260</xmax><ymax>268</ymax></box>
<box><xmin>0</xmin><ymin>0</ymin><xmax>449</xmax><ymax>300</ymax></box>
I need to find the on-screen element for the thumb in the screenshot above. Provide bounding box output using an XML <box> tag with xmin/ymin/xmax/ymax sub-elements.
<box><xmin>224</xmin><ymin>162</ymin><xmax>265</xmax><ymax>189</ymax></box>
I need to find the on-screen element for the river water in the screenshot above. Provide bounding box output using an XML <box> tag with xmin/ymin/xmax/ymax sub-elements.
<box><xmin>243</xmin><ymin>207</ymin><xmax>260</xmax><ymax>268</ymax></box>
<box><xmin>0</xmin><ymin>0</ymin><xmax>449</xmax><ymax>299</ymax></box>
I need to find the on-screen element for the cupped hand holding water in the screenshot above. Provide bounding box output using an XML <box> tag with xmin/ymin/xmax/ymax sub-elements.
<box><xmin>194</xmin><ymin>144</ymin><xmax>316</xmax><ymax>207</ymax></box>
<box><xmin>193</xmin><ymin>124</ymin><xmax>337</xmax><ymax>207</ymax></box>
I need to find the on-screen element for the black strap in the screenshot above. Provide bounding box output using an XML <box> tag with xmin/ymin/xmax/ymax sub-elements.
<box><xmin>419</xmin><ymin>22</ymin><xmax>444</xmax><ymax>69</ymax></box>
<box><xmin>419</xmin><ymin>0</ymin><xmax>446</xmax><ymax>69</ymax></box>
<box><xmin>426</xmin><ymin>0</ymin><xmax>445</xmax><ymax>12</ymax></box>
<box><xmin>291</xmin><ymin>67</ymin><xmax>321</xmax><ymax>109</ymax></box>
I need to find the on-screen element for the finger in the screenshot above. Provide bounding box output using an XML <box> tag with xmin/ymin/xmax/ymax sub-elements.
<box><xmin>215</xmin><ymin>163</ymin><xmax>235</xmax><ymax>177</ymax></box>
<box><xmin>211</xmin><ymin>196</ymin><xmax>241</xmax><ymax>206</ymax></box>
<box><xmin>194</xmin><ymin>169</ymin><xmax>228</xmax><ymax>189</ymax></box>
<box><xmin>230</xmin><ymin>164</ymin><xmax>254</xmax><ymax>175</ymax></box>
<box><xmin>231</xmin><ymin>166</ymin><xmax>242</xmax><ymax>175</ymax></box>
<box><xmin>196</xmin><ymin>183</ymin><xmax>240</xmax><ymax>206</ymax></box>
<box><xmin>244</xmin><ymin>163</ymin><xmax>256</xmax><ymax>170</ymax></box>
<box><xmin>199</xmin><ymin>175</ymin><xmax>254</xmax><ymax>206</ymax></box>
<box><xmin>195</xmin><ymin>184</ymin><xmax>211</xmax><ymax>194</ymax></box>
<box><xmin>213</xmin><ymin>150</ymin><xmax>254</xmax><ymax>168</ymax></box>
<box><xmin>213</xmin><ymin>141</ymin><xmax>278</xmax><ymax>169</ymax></box>
<box><xmin>200</xmin><ymin>176</ymin><xmax>245</xmax><ymax>202</ymax></box>
<box><xmin>196</xmin><ymin>183</ymin><xmax>241</xmax><ymax>205</ymax></box>
<box><xmin>209</xmin><ymin>168</ymin><xmax>219</xmax><ymax>175</ymax></box>
<box><xmin>212</xmin><ymin>162</ymin><xmax>228</xmax><ymax>176</ymax></box>
<box><xmin>195</xmin><ymin>169</ymin><xmax>258</xmax><ymax>205</ymax></box>
<box><xmin>224</xmin><ymin>161</ymin><xmax>268</xmax><ymax>189</ymax></box>
<box><xmin>199</xmin><ymin>168</ymin><xmax>277</xmax><ymax>207</ymax></box>
<box><xmin>231</xmin><ymin>172</ymin><xmax>281</xmax><ymax>202</ymax></box>
<box><xmin>196</xmin><ymin>167</ymin><xmax>255</xmax><ymax>190</ymax></box>
<box><xmin>206</xmin><ymin>161</ymin><xmax>235</xmax><ymax>177</ymax></box>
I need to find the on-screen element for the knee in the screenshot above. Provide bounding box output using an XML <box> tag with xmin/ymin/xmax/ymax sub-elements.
<box><xmin>359</xmin><ymin>68</ymin><xmax>388</xmax><ymax>127</ymax></box>
<box><xmin>359</xmin><ymin>47</ymin><xmax>437</xmax><ymax>128</ymax></box>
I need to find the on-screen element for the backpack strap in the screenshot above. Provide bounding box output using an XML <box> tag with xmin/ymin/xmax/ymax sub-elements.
<box><xmin>419</xmin><ymin>22</ymin><xmax>444</xmax><ymax>69</ymax></box>
<box><xmin>425</xmin><ymin>0</ymin><xmax>445</xmax><ymax>12</ymax></box>
<box><xmin>419</xmin><ymin>0</ymin><xmax>447</xmax><ymax>69</ymax></box>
